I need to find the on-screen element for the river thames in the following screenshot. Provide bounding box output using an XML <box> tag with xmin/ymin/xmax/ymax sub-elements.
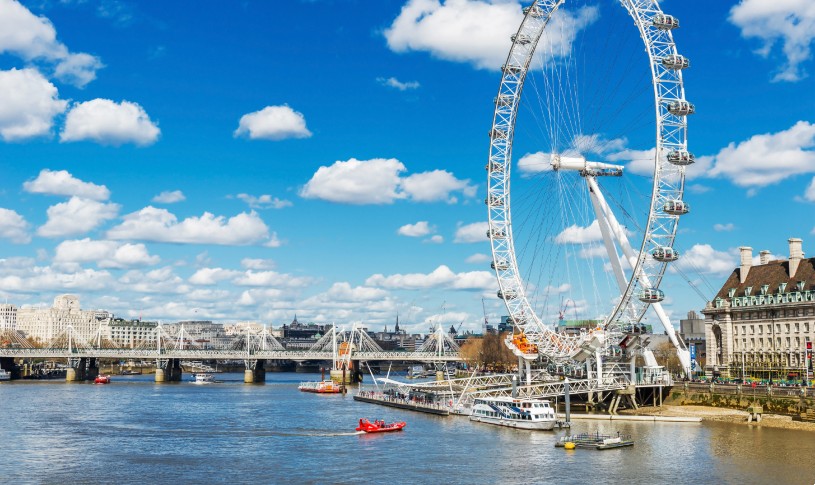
<box><xmin>1</xmin><ymin>373</ymin><xmax>813</xmax><ymax>484</ymax></box>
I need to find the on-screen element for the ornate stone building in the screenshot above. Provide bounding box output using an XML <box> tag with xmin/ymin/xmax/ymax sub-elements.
<box><xmin>16</xmin><ymin>295</ymin><xmax>112</xmax><ymax>345</ymax></box>
<box><xmin>702</xmin><ymin>238</ymin><xmax>815</xmax><ymax>380</ymax></box>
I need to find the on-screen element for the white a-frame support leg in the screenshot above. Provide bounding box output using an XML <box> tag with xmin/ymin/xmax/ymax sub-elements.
<box><xmin>586</xmin><ymin>176</ymin><xmax>691</xmax><ymax>375</ymax></box>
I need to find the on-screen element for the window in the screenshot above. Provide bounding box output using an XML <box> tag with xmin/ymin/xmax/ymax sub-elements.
<box><xmin>760</xmin><ymin>284</ymin><xmax>769</xmax><ymax>295</ymax></box>
<box><xmin>728</xmin><ymin>288</ymin><xmax>736</xmax><ymax>298</ymax></box>
<box><xmin>779</xmin><ymin>282</ymin><xmax>787</xmax><ymax>293</ymax></box>
<box><xmin>745</xmin><ymin>287</ymin><xmax>753</xmax><ymax>296</ymax></box>
<box><xmin>795</xmin><ymin>322</ymin><xmax>800</xmax><ymax>332</ymax></box>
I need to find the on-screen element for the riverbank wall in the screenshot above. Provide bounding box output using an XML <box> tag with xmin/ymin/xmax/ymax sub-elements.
<box><xmin>667</xmin><ymin>382</ymin><xmax>815</xmax><ymax>421</ymax></box>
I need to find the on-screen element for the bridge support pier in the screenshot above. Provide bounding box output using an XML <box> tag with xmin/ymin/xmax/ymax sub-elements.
<box><xmin>244</xmin><ymin>359</ymin><xmax>266</xmax><ymax>384</ymax></box>
<box><xmin>66</xmin><ymin>357</ymin><xmax>87</xmax><ymax>382</ymax></box>
<box><xmin>155</xmin><ymin>359</ymin><xmax>182</xmax><ymax>383</ymax></box>
<box><xmin>86</xmin><ymin>358</ymin><xmax>99</xmax><ymax>381</ymax></box>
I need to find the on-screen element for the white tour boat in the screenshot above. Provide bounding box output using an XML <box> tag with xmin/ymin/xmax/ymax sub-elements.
<box><xmin>0</xmin><ymin>368</ymin><xmax>10</xmax><ymax>381</ymax></box>
<box><xmin>470</xmin><ymin>397</ymin><xmax>557</xmax><ymax>430</ymax></box>
<box><xmin>192</xmin><ymin>373</ymin><xmax>214</xmax><ymax>384</ymax></box>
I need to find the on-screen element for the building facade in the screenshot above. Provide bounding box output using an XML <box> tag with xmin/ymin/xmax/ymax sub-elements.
<box><xmin>0</xmin><ymin>304</ymin><xmax>17</xmax><ymax>330</ymax></box>
<box><xmin>679</xmin><ymin>311</ymin><xmax>706</xmax><ymax>366</ymax></box>
<box><xmin>16</xmin><ymin>295</ymin><xmax>112</xmax><ymax>345</ymax></box>
<box><xmin>702</xmin><ymin>238</ymin><xmax>815</xmax><ymax>381</ymax></box>
<box><xmin>106</xmin><ymin>319</ymin><xmax>158</xmax><ymax>349</ymax></box>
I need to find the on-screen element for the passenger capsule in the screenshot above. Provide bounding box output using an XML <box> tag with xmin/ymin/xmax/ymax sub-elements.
<box><xmin>489</xmin><ymin>128</ymin><xmax>507</xmax><ymax>140</ymax></box>
<box><xmin>667</xmin><ymin>150</ymin><xmax>695</xmax><ymax>166</ymax></box>
<box><xmin>487</xmin><ymin>228</ymin><xmax>506</xmax><ymax>239</ymax></box>
<box><xmin>523</xmin><ymin>5</ymin><xmax>544</xmax><ymax>18</ymax></box>
<box><xmin>485</xmin><ymin>195</ymin><xmax>504</xmax><ymax>207</ymax></box>
<box><xmin>494</xmin><ymin>94</ymin><xmax>512</xmax><ymax>107</ymax></box>
<box><xmin>498</xmin><ymin>289</ymin><xmax>518</xmax><ymax>300</ymax></box>
<box><xmin>667</xmin><ymin>100</ymin><xmax>695</xmax><ymax>116</ymax></box>
<box><xmin>639</xmin><ymin>288</ymin><xmax>665</xmax><ymax>303</ymax></box>
<box><xmin>661</xmin><ymin>54</ymin><xmax>689</xmax><ymax>70</ymax></box>
<box><xmin>652</xmin><ymin>13</ymin><xmax>679</xmax><ymax>30</ymax></box>
<box><xmin>491</xmin><ymin>259</ymin><xmax>509</xmax><ymax>271</ymax></box>
<box><xmin>663</xmin><ymin>199</ymin><xmax>689</xmax><ymax>215</ymax></box>
<box><xmin>511</xmin><ymin>34</ymin><xmax>531</xmax><ymax>45</ymax></box>
<box><xmin>502</xmin><ymin>64</ymin><xmax>523</xmax><ymax>75</ymax></box>
<box><xmin>652</xmin><ymin>247</ymin><xmax>680</xmax><ymax>262</ymax></box>
<box><xmin>486</xmin><ymin>161</ymin><xmax>505</xmax><ymax>173</ymax></box>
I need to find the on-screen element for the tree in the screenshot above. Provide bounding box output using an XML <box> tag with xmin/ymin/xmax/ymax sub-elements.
<box><xmin>459</xmin><ymin>333</ymin><xmax>516</xmax><ymax>371</ymax></box>
<box><xmin>652</xmin><ymin>341</ymin><xmax>680</xmax><ymax>375</ymax></box>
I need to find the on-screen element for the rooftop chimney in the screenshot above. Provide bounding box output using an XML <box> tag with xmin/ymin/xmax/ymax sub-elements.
<box><xmin>739</xmin><ymin>246</ymin><xmax>752</xmax><ymax>284</ymax></box>
<box><xmin>789</xmin><ymin>238</ymin><xmax>804</xmax><ymax>277</ymax></box>
<box><xmin>759</xmin><ymin>250</ymin><xmax>771</xmax><ymax>265</ymax></box>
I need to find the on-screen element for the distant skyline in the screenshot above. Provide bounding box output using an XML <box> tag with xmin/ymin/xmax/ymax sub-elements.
<box><xmin>0</xmin><ymin>0</ymin><xmax>813</xmax><ymax>334</ymax></box>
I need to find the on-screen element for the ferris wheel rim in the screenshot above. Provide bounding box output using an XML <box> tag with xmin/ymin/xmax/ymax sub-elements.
<box><xmin>486</xmin><ymin>0</ymin><xmax>690</xmax><ymax>358</ymax></box>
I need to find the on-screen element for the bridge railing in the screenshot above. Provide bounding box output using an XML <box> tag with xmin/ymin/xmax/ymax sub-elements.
<box><xmin>0</xmin><ymin>348</ymin><xmax>461</xmax><ymax>362</ymax></box>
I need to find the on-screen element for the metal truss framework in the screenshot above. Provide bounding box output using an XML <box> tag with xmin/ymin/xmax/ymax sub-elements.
<box><xmin>486</xmin><ymin>0</ymin><xmax>691</xmax><ymax>362</ymax></box>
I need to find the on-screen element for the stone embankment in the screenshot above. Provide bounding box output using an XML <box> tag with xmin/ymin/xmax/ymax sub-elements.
<box><xmin>621</xmin><ymin>404</ymin><xmax>815</xmax><ymax>432</ymax></box>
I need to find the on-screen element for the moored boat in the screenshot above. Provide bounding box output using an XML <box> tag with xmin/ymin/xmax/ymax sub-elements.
<box><xmin>298</xmin><ymin>380</ymin><xmax>343</xmax><ymax>393</ymax></box>
<box><xmin>94</xmin><ymin>374</ymin><xmax>111</xmax><ymax>384</ymax></box>
<box><xmin>555</xmin><ymin>432</ymin><xmax>634</xmax><ymax>450</ymax></box>
<box><xmin>355</xmin><ymin>418</ymin><xmax>406</xmax><ymax>433</ymax></box>
<box><xmin>192</xmin><ymin>373</ymin><xmax>214</xmax><ymax>384</ymax></box>
<box><xmin>469</xmin><ymin>397</ymin><xmax>557</xmax><ymax>430</ymax></box>
<box><xmin>0</xmin><ymin>368</ymin><xmax>10</xmax><ymax>381</ymax></box>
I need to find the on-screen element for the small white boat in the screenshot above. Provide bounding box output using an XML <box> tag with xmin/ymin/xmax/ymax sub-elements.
<box><xmin>470</xmin><ymin>397</ymin><xmax>557</xmax><ymax>430</ymax></box>
<box><xmin>192</xmin><ymin>373</ymin><xmax>214</xmax><ymax>384</ymax></box>
<box><xmin>0</xmin><ymin>368</ymin><xmax>10</xmax><ymax>381</ymax></box>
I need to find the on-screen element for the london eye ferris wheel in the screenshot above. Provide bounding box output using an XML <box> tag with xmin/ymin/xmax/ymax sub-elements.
<box><xmin>486</xmin><ymin>0</ymin><xmax>693</xmax><ymax>371</ymax></box>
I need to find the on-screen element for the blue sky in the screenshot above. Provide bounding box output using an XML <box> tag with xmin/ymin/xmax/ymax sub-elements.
<box><xmin>0</xmin><ymin>0</ymin><xmax>813</xmax><ymax>333</ymax></box>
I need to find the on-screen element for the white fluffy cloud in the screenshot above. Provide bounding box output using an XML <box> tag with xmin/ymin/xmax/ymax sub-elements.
<box><xmin>61</xmin><ymin>99</ymin><xmax>160</xmax><ymax>146</ymax></box>
<box><xmin>707</xmin><ymin>121</ymin><xmax>815</xmax><ymax>187</ymax></box>
<box><xmin>674</xmin><ymin>244</ymin><xmax>738</xmax><ymax>277</ymax></box>
<box><xmin>233</xmin><ymin>270</ymin><xmax>315</xmax><ymax>288</ymax></box>
<box><xmin>0</xmin><ymin>0</ymin><xmax>103</xmax><ymax>87</ymax></box>
<box><xmin>107</xmin><ymin>206</ymin><xmax>275</xmax><ymax>246</ymax></box>
<box><xmin>240</xmin><ymin>258</ymin><xmax>276</xmax><ymax>270</ymax></box>
<box><xmin>401</xmin><ymin>169</ymin><xmax>476</xmax><ymax>203</ymax></box>
<box><xmin>465</xmin><ymin>253</ymin><xmax>490</xmax><ymax>264</ymax></box>
<box><xmin>385</xmin><ymin>0</ymin><xmax>521</xmax><ymax>69</ymax></box>
<box><xmin>518</xmin><ymin>152</ymin><xmax>553</xmax><ymax>175</ymax></box>
<box><xmin>24</xmin><ymin>169</ymin><xmax>110</xmax><ymax>200</ymax></box>
<box><xmin>454</xmin><ymin>221</ymin><xmax>488</xmax><ymax>243</ymax></box>
<box><xmin>152</xmin><ymin>190</ymin><xmax>185</xmax><ymax>204</ymax></box>
<box><xmin>729</xmin><ymin>0</ymin><xmax>815</xmax><ymax>82</ymax></box>
<box><xmin>377</xmin><ymin>76</ymin><xmax>420</xmax><ymax>90</ymax></box>
<box><xmin>0</xmin><ymin>265</ymin><xmax>113</xmax><ymax>292</ymax></box>
<box><xmin>366</xmin><ymin>265</ymin><xmax>495</xmax><ymax>291</ymax></box>
<box><xmin>189</xmin><ymin>267</ymin><xmax>242</xmax><ymax>285</ymax></box>
<box><xmin>385</xmin><ymin>1</ymin><xmax>597</xmax><ymax>70</ymax></box>
<box><xmin>425</xmin><ymin>235</ymin><xmax>444</xmax><ymax>244</ymax></box>
<box><xmin>236</xmin><ymin>193</ymin><xmax>292</xmax><ymax>209</ymax></box>
<box><xmin>119</xmin><ymin>267</ymin><xmax>189</xmax><ymax>294</ymax></box>
<box><xmin>54</xmin><ymin>238</ymin><xmax>160</xmax><ymax>268</ymax></box>
<box><xmin>301</xmin><ymin>158</ymin><xmax>405</xmax><ymax>204</ymax></box>
<box><xmin>301</xmin><ymin>158</ymin><xmax>475</xmax><ymax>205</ymax></box>
<box><xmin>804</xmin><ymin>177</ymin><xmax>815</xmax><ymax>202</ymax></box>
<box><xmin>398</xmin><ymin>221</ymin><xmax>433</xmax><ymax>237</ymax></box>
<box><xmin>713</xmin><ymin>223</ymin><xmax>735</xmax><ymax>232</ymax></box>
<box><xmin>37</xmin><ymin>196</ymin><xmax>120</xmax><ymax>237</ymax></box>
<box><xmin>0</xmin><ymin>68</ymin><xmax>67</xmax><ymax>141</ymax></box>
<box><xmin>0</xmin><ymin>208</ymin><xmax>30</xmax><ymax>243</ymax></box>
<box><xmin>555</xmin><ymin>220</ymin><xmax>601</xmax><ymax>244</ymax></box>
<box><xmin>234</xmin><ymin>105</ymin><xmax>312</xmax><ymax>141</ymax></box>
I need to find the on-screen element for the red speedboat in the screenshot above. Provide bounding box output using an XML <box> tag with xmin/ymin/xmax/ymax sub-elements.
<box><xmin>94</xmin><ymin>375</ymin><xmax>111</xmax><ymax>384</ymax></box>
<box><xmin>356</xmin><ymin>419</ymin><xmax>406</xmax><ymax>433</ymax></box>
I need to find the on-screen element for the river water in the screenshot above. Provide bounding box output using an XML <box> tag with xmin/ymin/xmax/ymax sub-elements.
<box><xmin>1</xmin><ymin>373</ymin><xmax>813</xmax><ymax>485</ymax></box>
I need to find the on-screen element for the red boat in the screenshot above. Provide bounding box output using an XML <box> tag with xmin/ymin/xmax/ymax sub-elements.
<box><xmin>355</xmin><ymin>419</ymin><xmax>406</xmax><ymax>433</ymax></box>
<box><xmin>94</xmin><ymin>375</ymin><xmax>111</xmax><ymax>384</ymax></box>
